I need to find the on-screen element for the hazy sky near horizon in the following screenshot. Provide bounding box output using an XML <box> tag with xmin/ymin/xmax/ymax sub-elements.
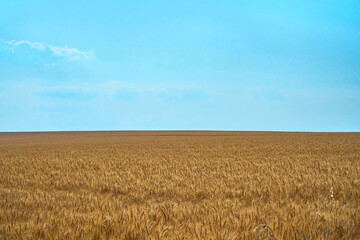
<box><xmin>1</xmin><ymin>0</ymin><xmax>360</xmax><ymax>131</ymax></box>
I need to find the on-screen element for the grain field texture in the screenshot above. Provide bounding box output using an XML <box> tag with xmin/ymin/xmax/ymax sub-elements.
<box><xmin>0</xmin><ymin>131</ymin><xmax>359</xmax><ymax>239</ymax></box>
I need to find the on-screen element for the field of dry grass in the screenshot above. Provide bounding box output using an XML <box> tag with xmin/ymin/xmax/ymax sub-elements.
<box><xmin>0</xmin><ymin>131</ymin><xmax>359</xmax><ymax>239</ymax></box>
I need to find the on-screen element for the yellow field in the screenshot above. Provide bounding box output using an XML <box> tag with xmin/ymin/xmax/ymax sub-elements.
<box><xmin>0</xmin><ymin>131</ymin><xmax>359</xmax><ymax>239</ymax></box>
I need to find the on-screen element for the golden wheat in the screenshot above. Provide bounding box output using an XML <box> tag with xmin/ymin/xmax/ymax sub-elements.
<box><xmin>0</xmin><ymin>131</ymin><xmax>359</xmax><ymax>239</ymax></box>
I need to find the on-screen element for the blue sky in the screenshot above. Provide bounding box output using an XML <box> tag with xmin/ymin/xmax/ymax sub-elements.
<box><xmin>0</xmin><ymin>0</ymin><xmax>359</xmax><ymax>131</ymax></box>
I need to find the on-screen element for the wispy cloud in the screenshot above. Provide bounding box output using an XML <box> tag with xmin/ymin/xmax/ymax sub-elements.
<box><xmin>2</xmin><ymin>80</ymin><xmax>210</xmax><ymax>104</ymax></box>
<box><xmin>0</xmin><ymin>38</ymin><xmax>95</xmax><ymax>61</ymax></box>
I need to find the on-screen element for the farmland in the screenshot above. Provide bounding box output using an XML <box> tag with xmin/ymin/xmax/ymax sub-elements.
<box><xmin>0</xmin><ymin>131</ymin><xmax>359</xmax><ymax>239</ymax></box>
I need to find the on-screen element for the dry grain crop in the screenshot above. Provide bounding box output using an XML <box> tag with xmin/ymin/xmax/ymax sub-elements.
<box><xmin>0</xmin><ymin>131</ymin><xmax>359</xmax><ymax>239</ymax></box>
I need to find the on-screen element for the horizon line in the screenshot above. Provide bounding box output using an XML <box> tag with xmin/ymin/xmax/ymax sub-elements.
<box><xmin>1</xmin><ymin>130</ymin><xmax>359</xmax><ymax>134</ymax></box>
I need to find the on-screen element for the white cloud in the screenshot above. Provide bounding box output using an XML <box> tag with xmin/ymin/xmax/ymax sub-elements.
<box><xmin>0</xmin><ymin>38</ymin><xmax>94</xmax><ymax>61</ymax></box>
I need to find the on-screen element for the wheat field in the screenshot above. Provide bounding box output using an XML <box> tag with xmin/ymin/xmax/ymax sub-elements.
<box><xmin>0</xmin><ymin>131</ymin><xmax>359</xmax><ymax>239</ymax></box>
